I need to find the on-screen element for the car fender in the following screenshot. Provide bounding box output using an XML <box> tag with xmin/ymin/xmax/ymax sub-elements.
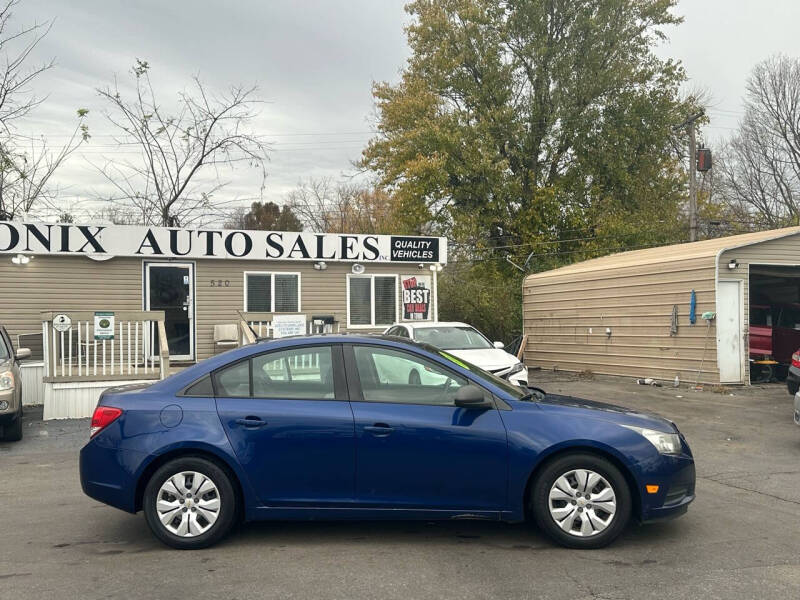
<box><xmin>132</xmin><ymin>438</ymin><xmax>262</xmax><ymax>517</ymax></box>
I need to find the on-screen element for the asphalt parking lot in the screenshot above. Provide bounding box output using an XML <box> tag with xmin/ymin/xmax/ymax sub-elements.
<box><xmin>1</xmin><ymin>374</ymin><xmax>799</xmax><ymax>600</ymax></box>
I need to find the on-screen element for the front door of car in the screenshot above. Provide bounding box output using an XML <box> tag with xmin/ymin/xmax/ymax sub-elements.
<box><xmin>346</xmin><ymin>344</ymin><xmax>508</xmax><ymax>511</ymax></box>
<box><xmin>214</xmin><ymin>344</ymin><xmax>355</xmax><ymax>506</ymax></box>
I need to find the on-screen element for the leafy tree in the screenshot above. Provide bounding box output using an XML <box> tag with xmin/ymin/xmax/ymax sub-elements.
<box><xmin>361</xmin><ymin>0</ymin><xmax>701</xmax><ymax>340</ymax></box>
<box><xmin>284</xmin><ymin>177</ymin><xmax>398</xmax><ymax>234</ymax></box>
<box><xmin>0</xmin><ymin>0</ymin><xmax>89</xmax><ymax>220</ymax></box>
<box><xmin>225</xmin><ymin>201</ymin><xmax>303</xmax><ymax>231</ymax></box>
<box><xmin>716</xmin><ymin>55</ymin><xmax>800</xmax><ymax>229</ymax></box>
<box><xmin>94</xmin><ymin>59</ymin><xmax>268</xmax><ymax>227</ymax></box>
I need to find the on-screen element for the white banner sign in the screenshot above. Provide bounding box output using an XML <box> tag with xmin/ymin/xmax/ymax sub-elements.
<box><xmin>0</xmin><ymin>222</ymin><xmax>447</xmax><ymax>264</ymax></box>
<box><xmin>272</xmin><ymin>314</ymin><xmax>307</xmax><ymax>339</ymax></box>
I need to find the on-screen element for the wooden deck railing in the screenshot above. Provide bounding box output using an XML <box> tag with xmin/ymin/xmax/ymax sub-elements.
<box><xmin>240</xmin><ymin>312</ymin><xmax>340</xmax><ymax>341</ymax></box>
<box><xmin>41</xmin><ymin>310</ymin><xmax>170</xmax><ymax>383</ymax></box>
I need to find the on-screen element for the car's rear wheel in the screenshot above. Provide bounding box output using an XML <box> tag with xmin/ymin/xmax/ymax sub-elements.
<box><xmin>143</xmin><ymin>456</ymin><xmax>237</xmax><ymax>549</ymax></box>
<box><xmin>530</xmin><ymin>453</ymin><xmax>631</xmax><ymax>549</ymax></box>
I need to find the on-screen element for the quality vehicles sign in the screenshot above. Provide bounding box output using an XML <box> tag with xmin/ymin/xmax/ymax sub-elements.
<box><xmin>0</xmin><ymin>222</ymin><xmax>447</xmax><ymax>264</ymax></box>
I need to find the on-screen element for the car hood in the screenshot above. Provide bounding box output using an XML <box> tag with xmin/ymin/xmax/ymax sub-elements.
<box><xmin>446</xmin><ymin>348</ymin><xmax>519</xmax><ymax>370</ymax></box>
<box><xmin>535</xmin><ymin>393</ymin><xmax>678</xmax><ymax>433</ymax></box>
<box><xmin>0</xmin><ymin>357</ymin><xmax>11</xmax><ymax>371</ymax></box>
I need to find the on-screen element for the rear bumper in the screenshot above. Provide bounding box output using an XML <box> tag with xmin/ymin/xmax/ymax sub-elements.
<box><xmin>80</xmin><ymin>440</ymin><xmax>147</xmax><ymax>513</ymax></box>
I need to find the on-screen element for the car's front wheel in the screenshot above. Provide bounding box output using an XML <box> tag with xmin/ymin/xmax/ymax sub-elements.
<box><xmin>143</xmin><ymin>456</ymin><xmax>237</xmax><ymax>549</ymax></box>
<box><xmin>530</xmin><ymin>453</ymin><xmax>631</xmax><ymax>549</ymax></box>
<box><xmin>2</xmin><ymin>404</ymin><xmax>23</xmax><ymax>442</ymax></box>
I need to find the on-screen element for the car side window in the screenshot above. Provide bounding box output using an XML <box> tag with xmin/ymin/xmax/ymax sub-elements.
<box><xmin>353</xmin><ymin>346</ymin><xmax>468</xmax><ymax>406</ymax></box>
<box><xmin>252</xmin><ymin>346</ymin><xmax>335</xmax><ymax>400</ymax></box>
<box><xmin>184</xmin><ymin>374</ymin><xmax>214</xmax><ymax>396</ymax></box>
<box><xmin>215</xmin><ymin>360</ymin><xmax>251</xmax><ymax>397</ymax></box>
<box><xmin>396</xmin><ymin>327</ymin><xmax>410</xmax><ymax>338</ymax></box>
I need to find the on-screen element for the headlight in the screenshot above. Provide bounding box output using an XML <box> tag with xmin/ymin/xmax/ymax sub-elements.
<box><xmin>622</xmin><ymin>425</ymin><xmax>682</xmax><ymax>455</ymax></box>
<box><xmin>505</xmin><ymin>363</ymin><xmax>525</xmax><ymax>376</ymax></box>
<box><xmin>0</xmin><ymin>370</ymin><xmax>14</xmax><ymax>391</ymax></box>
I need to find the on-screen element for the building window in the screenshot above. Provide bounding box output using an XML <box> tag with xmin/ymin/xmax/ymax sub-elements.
<box><xmin>244</xmin><ymin>272</ymin><xmax>301</xmax><ymax>312</ymax></box>
<box><xmin>348</xmin><ymin>274</ymin><xmax>397</xmax><ymax>327</ymax></box>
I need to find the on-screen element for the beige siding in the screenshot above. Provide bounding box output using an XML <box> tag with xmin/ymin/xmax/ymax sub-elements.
<box><xmin>0</xmin><ymin>255</ymin><xmax>431</xmax><ymax>362</ymax></box>
<box><xmin>0</xmin><ymin>255</ymin><xmax>143</xmax><ymax>349</ymax></box>
<box><xmin>523</xmin><ymin>256</ymin><xmax>720</xmax><ymax>384</ymax></box>
<box><xmin>194</xmin><ymin>260</ymin><xmax>418</xmax><ymax>359</ymax></box>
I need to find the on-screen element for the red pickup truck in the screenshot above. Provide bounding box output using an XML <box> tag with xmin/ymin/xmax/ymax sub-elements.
<box><xmin>750</xmin><ymin>304</ymin><xmax>800</xmax><ymax>381</ymax></box>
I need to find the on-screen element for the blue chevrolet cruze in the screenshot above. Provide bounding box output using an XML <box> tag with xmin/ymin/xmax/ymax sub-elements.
<box><xmin>80</xmin><ymin>335</ymin><xmax>695</xmax><ymax>550</ymax></box>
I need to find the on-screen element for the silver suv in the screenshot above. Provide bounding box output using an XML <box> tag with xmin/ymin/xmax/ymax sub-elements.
<box><xmin>0</xmin><ymin>326</ymin><xmax>31</xmax><ymax>441</ymax></box>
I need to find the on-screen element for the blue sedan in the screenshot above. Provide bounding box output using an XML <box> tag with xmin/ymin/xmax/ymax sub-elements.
<box><xmin>80</xmin><ymin>335</ymin><xmax>695</xmax><ymax>550</ymax></box>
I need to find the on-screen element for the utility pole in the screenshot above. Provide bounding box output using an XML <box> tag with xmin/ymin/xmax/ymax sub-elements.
<box><xmin>674</xmin><ymin>110</ymin><xmax>704</xmax><ymax>242</ymax></box>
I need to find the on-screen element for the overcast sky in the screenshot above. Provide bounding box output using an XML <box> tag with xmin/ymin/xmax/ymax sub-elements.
<box><xmin>10</xmin><ymin>0</ymin><xmax>800</xmax><ymax>222</ymax></box>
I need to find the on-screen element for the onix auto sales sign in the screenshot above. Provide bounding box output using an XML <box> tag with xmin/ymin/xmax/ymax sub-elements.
<box><xmin>0</xmin><ymin>222</ymin><xmax>447</xmax><ymax>264</ymax></box>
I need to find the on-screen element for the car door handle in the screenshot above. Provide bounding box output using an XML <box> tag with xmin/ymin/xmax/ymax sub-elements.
<box><xmin>235</xmin><ymin>417</ymin><xmax>267</xmax><ymax>428</ymax></box>
<box><xmin>364</xmin><ymin>423</ymin><xmax>394</xmax><ymax>437</ymax></box>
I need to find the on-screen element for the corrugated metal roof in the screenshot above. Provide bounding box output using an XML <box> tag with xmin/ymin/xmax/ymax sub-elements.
<box><xmin>524</xmin><ymin>226</ymin><xmax>800</xmax><ymax>281</ymax></box>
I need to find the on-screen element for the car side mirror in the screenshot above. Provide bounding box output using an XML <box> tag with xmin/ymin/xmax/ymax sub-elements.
<box><xmin>493</xmin><ymin>341</ymin><xmax>505</xmax><ymax>349</ymax></box>
<box><xmin>454</xmin><ymin>385</ymin><xmax>493</xmax><ymax>409</ymax></box>
<box><xmin>16</xmin><ymin>348</ymin><xmax>31</xmax><ymax>360</ymax></box>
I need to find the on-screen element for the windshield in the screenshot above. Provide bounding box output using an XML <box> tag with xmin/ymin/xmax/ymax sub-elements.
<box><xmin>0</xmin><ymin>332</ymin><xmax>9</xmax><ymax>360</ymax></box>
<box><xmin>413</xmin><ymin>326</ymin><xmax>493</xmax><ymax>350</ymax></box>
<box><xmin>428</xmin><ymin>346</ymin><xmax>531</xmax><ymax>400</ymax></box>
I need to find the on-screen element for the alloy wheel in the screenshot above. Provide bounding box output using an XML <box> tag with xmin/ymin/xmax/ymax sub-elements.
<box><xmin>547</xmin><ymin>469</ymin><xmax>617</xmax><ymax>537</ymax></box>
<box><xmin>156</xmin><ymin>471</ymin><xmax>221</xmax><ymax>537</ymax></box>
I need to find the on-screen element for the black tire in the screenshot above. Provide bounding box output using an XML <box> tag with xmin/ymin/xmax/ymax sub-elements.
<box><xmin>788</xmin><ymin>380</ymin><xmax>799</xmax><ymax>396</ymax></box>
<box><xmin>530</xmin><ymin>453</ymin><xmax>631</xmax><ymax>549</ymax></box>
<box><xmin>2</xmin><ymin>405</ymin><xmax>23</xmax><ymax>442</ymax></box>
<box><xmin>143</xmin><ymin>456</ymin><xmax>238</xmax><ymax>550</ymax></box>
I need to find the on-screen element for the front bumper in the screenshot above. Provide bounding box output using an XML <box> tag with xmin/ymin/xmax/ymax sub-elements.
<box><xmin>794</xmin><ymin>392</ymin><xmax>800</xmax><ymax>426</ymax></box>
<box><xmin>636</xmin><ymin>443</ymin><xmax>696</xmax><ymax>523</ymax></box>
<box><xmin>0</xmin><ymin>388</ymin><xmax>18</xmax><ymax>424</ymax></box>
<box><xmin>788</xmin><ymin>366</ymin><xmax>800</xmax><ymax>395</ymax></box>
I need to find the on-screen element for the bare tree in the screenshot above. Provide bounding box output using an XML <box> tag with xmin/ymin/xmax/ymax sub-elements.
<box><xmin>717</xmin><ymin>55</ymin><xmax>800</xmax><ymax>228</ymax></box>
<box><xmin>94</xmin><ymin>59</ymin><xmax>269</xmax><ymax>227</ymax></box>
<box><xmin>285</xmin><ymin>177</ymin><xmax>396</xmax><ymax>234</ymax></box>
<box><xmin>0</xmin><ymin>0</ymin><xmax>89</xmax><ymax>220</ymax></box>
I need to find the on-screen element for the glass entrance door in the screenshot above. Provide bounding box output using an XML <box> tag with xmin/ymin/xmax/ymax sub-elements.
<box><xmin>146</xmin><ymin>263</ymin><xmax>194</xmax><ymax>361</ymax></box>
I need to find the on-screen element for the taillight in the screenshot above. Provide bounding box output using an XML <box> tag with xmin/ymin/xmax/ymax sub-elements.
<box><xmin>90</xmin><ymin>406</ymin><xmax>122</xmax><ymax>438</ymax></box>
<box><xmin>793</xmin><ymin>351</ymin><xmax>800</xmax><ymax>369</ymax></box>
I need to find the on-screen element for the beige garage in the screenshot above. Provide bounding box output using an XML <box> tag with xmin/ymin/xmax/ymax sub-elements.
<box><xmin>522</xmin><ymin>227</ymin><xmax>800</xmax><ymax>385</ymax></box>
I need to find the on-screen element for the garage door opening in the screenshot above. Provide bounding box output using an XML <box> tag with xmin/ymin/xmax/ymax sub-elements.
<box><xmin>749</xmin><ymin>265</ymin><xmax>800</xmax><ymax>382</ymax></box>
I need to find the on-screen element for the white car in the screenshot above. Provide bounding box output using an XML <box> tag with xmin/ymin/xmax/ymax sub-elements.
<box><xmin>384</xmin><ymin>321</ymin><xmax>528</xmax><ymax>386</ymax></box>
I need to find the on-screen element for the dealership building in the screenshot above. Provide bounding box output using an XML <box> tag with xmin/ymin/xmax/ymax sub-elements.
<box><xmin>0</xmin><ymin>221</ymin><xmax>447</xmax><ymax>418</ymax></box>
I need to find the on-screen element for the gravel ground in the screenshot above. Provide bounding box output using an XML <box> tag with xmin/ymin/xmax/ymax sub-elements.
<box><xmin>1</xmin><ymin>374</ymin><xmax>799</xmax><ymax>600</ymax></box>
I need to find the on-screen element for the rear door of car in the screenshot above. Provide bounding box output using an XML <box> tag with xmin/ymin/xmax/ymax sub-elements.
<box><xmin>344</xmin><ymin>343</ymin><xmax>508</xmax><ymax>512</ymax></box>
<box><xmin>214</xmin><ymin>343</ymin><xmax>356</xmax><ymax>506</ymax></box>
